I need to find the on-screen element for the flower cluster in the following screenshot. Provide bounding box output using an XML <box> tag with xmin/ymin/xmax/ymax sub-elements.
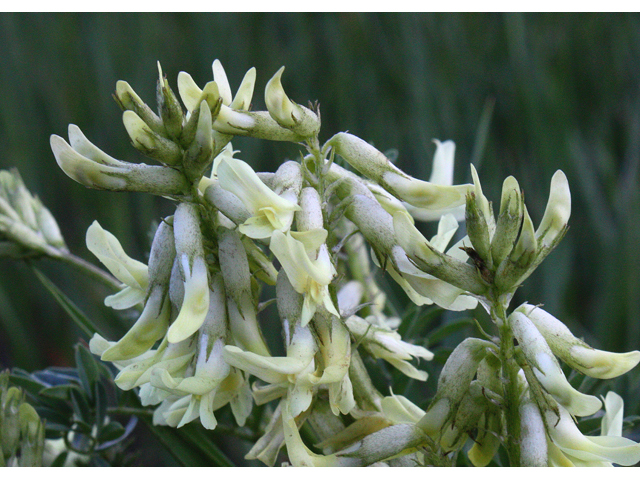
<box><xmin>50</xmin><ymin>60</ymin><xmax>640</xmax><ymax>467</ymax></box>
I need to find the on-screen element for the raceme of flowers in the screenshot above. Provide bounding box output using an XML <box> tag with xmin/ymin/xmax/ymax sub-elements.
<box><xmin>45</xmin><ymin>60</ymin><xmax>640</xmax><ymax>467</ymax></box>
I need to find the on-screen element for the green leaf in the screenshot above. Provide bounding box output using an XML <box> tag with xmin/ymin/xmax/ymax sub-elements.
<box><xmin>75</xmin><ymin>344</ymin><xmax>100</xmax><ymax>397</ymax></box>
<box><xmin>31</xmin><ymin>266</ymin><xmax>103</xmax><ymax>337</ymax></box>
<box><xmin>39</xmin><ymin>384</ymin><xmax>84</xmax><ymax>400</ymax></box>
<box><xmin>142</xmin><ymin>419</ymin><xmax>234</xmax><ymax>467</ymax></box>
<box><xmin>70</xmin><ymin>388</ymin><xmax>92</xmax><ymax>425</ymax></box>
<box><xmin>95</xmin><ymin>382</ymin><xmax>108</xmax><ymax>430</ymax></box>
<box><xmin>50</xmin><ymin>451</ymin><xmax>69</xmax><ymax>467</ymax></box>
<box><xmin>98</xmin><ymin>421</ymin><xmax>126</xmax><ymax>443</ymax></box>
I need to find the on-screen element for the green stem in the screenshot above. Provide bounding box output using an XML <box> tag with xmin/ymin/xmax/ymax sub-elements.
<box><xmin>57</xmin><ymin>251</ymin><xmax>122</xmax><ymax>292</ymax></box>
<box><xmin>491</xmin><ymin>297</ymin><xmax>521</xmax><ymax>467</ymax></box>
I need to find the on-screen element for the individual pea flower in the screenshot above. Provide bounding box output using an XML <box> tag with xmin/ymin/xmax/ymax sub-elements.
<box><xmin>153</xmin><ymin>368</ymin><xmax>252</xmax><ymax>430</ymax></box>
<box><xmin>391</xmin><ymin>210</ymin><xmax>485</xmax><ymax>308</ymax></box>
<box><xmin>508</xmin><ymin>311</ymin><xmax>602</xmax><ymax>417</ymax></box>
<box><xmin>545</xmin><ymin>393</ymin><xmax>640</xmax><ymax>467</ymax></box>
<box><xmin>345</xmin><ymin>315</ymin><xmax>433</xmax><ymax>381</ymax></box>
<box><xmin>227</xmin><ymin>269</ymin><xmax>318</xmax><ymax>416</ymax></box>
<box><xmin>213</xmin><ymin>155</ymin><xmax>300</xmax><ymax>240</ymax></box>
<box><xmin>50</xmin><ymin>125</ymin><xmax>189</xmax><ymax>196</ymax></box>
<box><xmin>0</xmin><ymin>169</ymin><xmax>67</xmax><ymax>258</ymax></box>
<box><xmin>89</xmin><ymin>334</ymin><xmax>195</xmax><ymax>392</ymax></box>
<box><xmin>217</xmin><ymin>228</ymin><xmax>271</xmax><ymax>356</ymax></box>
<box><xmin>323</xmin><ymin>132</ymin><xmax>472</xmax><ymax>212</ymax></box>
<box><xmin>86</xmin><ymin>220</ymin><xmax>149</xmax><ymax>310</ymax></box>
<box><xmin>166</xmin><ymin>203</ymin><xmax>210</xmax><ymax>344</ymax></box>
<box><xmin>403</xmin><ymin>140</ymin><xmax>467</xmax><ymax>222</ymax></box>
<box><xmin>264</xmin><ymin>66</ymin><xmax>320</xmax><ymax>138</ymax></box>
<box><xmin>100</xmin><ymin>220</ymin><xmax>175</xmax><ymax>361</ymax></box>
<box><xmin>515</xmin><ymin>303</ymin><xmax>640</xmax><ymax>379</ymax></box>
<box><xmin>224</xmin><ymin>321</ymin><xmax>317</xmax><ymax>418</ymax></box>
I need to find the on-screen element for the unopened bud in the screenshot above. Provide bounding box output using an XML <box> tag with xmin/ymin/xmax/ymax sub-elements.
<box><xmin>157</xmin><ymin>62</ymin><xmax>184</xmax><ymax>140</ymax></box>
<box><xmin>519</xmin><ymin>398</ymin><xmax>547</xmax><ymax>467</ymax></box>
<box><xmin>123</xmin><ymin>110</ymin><xmax>183</xmax><ymax>165</ymax></box>
<box><xmin>51</xmin><ymin>128</ymin><xmax>189</xmax><ymax>196</ymax></box>
<box><xmin>490</xmin><ymin>176</ymin><xmax>523</xmax><ymax>268</ymax></box>
<box><xmin>183</xmin><ymin>100</ymin><xmax>214</xmax><ymax>181</ymax></box>
<box><xmin>115</xmin><ymin>80</ymin><xmax>166</xmax><ymax>135</ymax></box>
<box><xmin>265</xmin><ymin>67</ymin><xmax>319</xmax><ymax>138</ymax></box>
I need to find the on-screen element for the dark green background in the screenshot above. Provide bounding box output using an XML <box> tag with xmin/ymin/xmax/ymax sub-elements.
<box><xmin>1</xmin><ymin>12</ymin><xmax>640</xmax><ymax>431</ymax></box>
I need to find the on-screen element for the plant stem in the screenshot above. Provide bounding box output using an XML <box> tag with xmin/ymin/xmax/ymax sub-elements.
<box><xmin>491</xmin><ymin>297</ymin><xmax>521</xmax><ymax>467</ymax></box>
<box><xmin>57</xmin><ymin>251</ymin><xmax>122</xmax><ymax>292</ymax></box>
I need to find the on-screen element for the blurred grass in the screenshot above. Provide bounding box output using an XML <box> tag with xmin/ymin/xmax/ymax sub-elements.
<box><xmin>2</xmin><ymin>12</ymin><xmax>640</xmax><ymax>442</ymax></box>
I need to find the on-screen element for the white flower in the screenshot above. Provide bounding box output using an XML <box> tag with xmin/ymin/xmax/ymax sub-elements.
<box><xmin>509</xmin><ymin>311</ymin><xmax>602</xmax><ymax>417</ymax></box>
<box><xmin>388</xmin><ymin>212</ymin><xmax>479</xmax><ymax>310</ymax></box>
<box><xmin>224</xmin><ymin>322</ymin><xmax>317</xmax><ymax>417</ymax></box>
<box><xmin>217</xmin><ymin>156</ymin><xmax>299</xmax><ymax>239</ymax></box>
<box><xmin>85</xmin><ymin>220</ymin><xmax>148</xmax><ymax>309</ymax></box>
<box><xmin>270</xmin><ymin>230</ymin><xmax>339</xmax><ymax>326</ymax></box>
<box><xmin>345</xmin><ymin>315</ymin><xmax>433</xmax><ymax>381</ymax></box>
<box><xmin>516</xmin><ymin>304</ymin><xmax>640</xmax><ymax>379</ymax></box>
<box><xmin>404</xmin><ymin>140</ymin><xmax>467</xmax><ymax>222</ymax></box>
<box><xmin>546</xmin><ymin>394</ymin><xmax>640</xmax><ymax>467</ymax></box>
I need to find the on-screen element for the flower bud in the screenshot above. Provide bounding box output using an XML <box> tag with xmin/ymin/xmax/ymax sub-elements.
<box><xmin>51</xmin><ymin>127</ymin><xmax>189</xmax><ymax>196</ymax></box>
<box><xmin>183</xmin><ymin>100</ymin><xmax>214</xmax><ymax>181</ymax></box>
<box><xmin>516</xmin><ymin>304</ymin><xmax>640</xmax><ymax>379</ymax></box>
<box><xmin>156</xmin><ymin>62</ymin><xmax>184</xmax><ymax>140</ymax></box>
<box><xmin>114</xmin><ymin>80</ymin><xmax>166</xmax><ymax>135</ymax></box>
<box><xmin>509</xmin><ymin>311</ymin><xmax>601</xmax><ymax>416</ymax></box>
<box><xmin>123</xmin><ymin>110</ymin><xmax>183</xmax><ymax>165</ymax></box>
<box><xmin>465</xmin><ymin>191</ymin><xmax>492</xmax><ymax>265</ymax></box>
<box><xmin>490</xmin><ymin>176</ymin><xmax>523</xmax><ymax>268</ymax></box>
<box><xmin>265</xmin><ymin>67</ymin><xmax>320</xmax><ymax>138</ymax></box>
<box><xmin>167</xmin><ymin>203</ymin><xmax>210</xmax><ymax>343</ymax></box>
<box><xmin>519</xmin><ymin>398</ymin><xmax>547</xmax><ymax>466</ymax></box>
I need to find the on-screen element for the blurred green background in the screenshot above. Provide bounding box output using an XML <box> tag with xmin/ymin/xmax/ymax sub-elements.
<box><xmin>1</xmin><ymin>12</ymin><xmax>640</xmax><ymax>460</ymax></box>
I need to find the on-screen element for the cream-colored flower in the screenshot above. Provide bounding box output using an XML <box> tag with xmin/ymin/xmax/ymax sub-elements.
<box><xmin>388</xmin><ymin>212</ymin><xmax>480</xmax><ymax>310</ymax></box>
<box><xmin>546</xmin><ymin>394</ymin><xmax>640</xmax><ymax>467</ymax></box>
<box><xmin>345</xmin><ymin>315</ymin><xmax>433</xmax><ymax>380</ymax></box>
<box><xmin>224</xmin><ymin>322</ymin><xmax>317</xmax><ymax>417</ymax></box>
<box><xmin>217</xmin><ymin>156</ymin><xmax>299</xmax><ymax>239</ymax></box>
<box><xmin>85</xmin><ymin>220</ymin><xmax>148</xmax><ymax>309</ymax></box>
<box><xmin>270</xmin><ymin>230</ymin><xmax>339</xmax><ymax>326</ymax></box>
<box><xmin>516</xmin><ymin>304</ymin><xmax>640</xmax><ymax>380</ymax></box>
<box><xmin>509</xmin><ymin>311</ymin><xmax>602</xmax><ymax>417</ymax></box>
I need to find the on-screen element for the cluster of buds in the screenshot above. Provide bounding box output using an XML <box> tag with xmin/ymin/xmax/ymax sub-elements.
<box><xmin>49</xmin><ymin>60</ymin><xmax>640</xmax><ymax>467</ymax></box>
<box><xmin>1</xmin><ymin>371</ymin><xmax>45</xmax><ymax>467</ymax></box>
<box><xmin>0</xmin><ymin>169</ymin><xmax>66</xmax><ymax>259</ymax></box>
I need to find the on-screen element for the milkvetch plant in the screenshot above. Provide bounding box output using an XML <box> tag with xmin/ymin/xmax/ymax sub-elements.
<box><xmin>1</xmin><ymin>59</ymin><xmax>639</xmax><ymax>467</ymax></box>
